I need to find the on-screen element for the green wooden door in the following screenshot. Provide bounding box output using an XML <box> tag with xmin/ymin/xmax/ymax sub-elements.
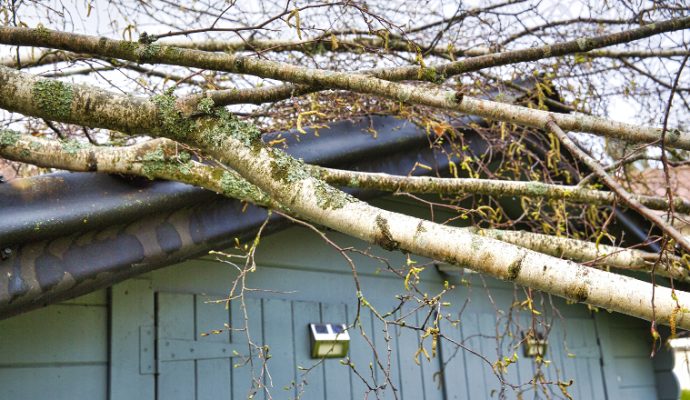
<box><xmin>156</xmin><ymin>292</ymin><xmax>247</xmax><ymax>400</ymax></box>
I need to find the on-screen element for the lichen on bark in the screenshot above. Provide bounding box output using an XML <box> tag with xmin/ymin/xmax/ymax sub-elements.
<box><xmin>313</xmin><ymin>179</ymin><xmax>357</xmax><ymax>209</ymax></box>
<box><xmin>218</xmin><ymin>170</ymin><xmax>268</xmax><ymax>204</ymax></box>
<box><xmin>137</xmin><ymin>145</ymin><xmax>192</xmax><ymax>178</ymax></box>
<box><xmin>270</xmin><ymin>151</ymin><xmax>310</xmax><ymax>183</ymax></box>
<box><xmin>151</xmin><ymin>89</ymin><xmax>262</xmax><ymax>151</ymax></box>
<box><xmin>61</xmin><ymin>139</ymin><xmax>84</xmax><ymax>155</ymax></box>
<box><xmin>196</xmin><ymin>97</ymin><xmax>215</xmax><ymax>114</ymax></box>
<box><xmin>0</xmin><ymin>129</ymin><xmax>20</xmax><ymax>147</ymax></box>
<box><xmin>201</xmin><ymin>107</ymin><xmax>262</xmax><ymax>149</ymax></box>
<box><xmin>139</xmin><ymin>146</ymin><xmax>170</xmax><ymax>179</ymax></box>
<box><xmin>32</xmin><ymin>79</ymin><xmax>73</xmax><ymax>119</ymax></box>
<box><xmin>151</xmin><ymin>89</ymin><xmax>194</xmax><ymax>139</ymax></box>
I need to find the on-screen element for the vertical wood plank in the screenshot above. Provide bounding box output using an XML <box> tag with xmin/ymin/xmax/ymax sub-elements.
<box><xmin>1</xmin><ymin>365</ymin><xmax>108</xmax><ymax>400</ymax></box>
<box><xmin>440</xmin><ymin>310</ymin><xmax>468</xmax><ymax>400</ymax></box>
<box><xmin>110</xmin><ymin>279</ymin><xmax>155</xmax><ymax>400</ymax></box>
<box><xmin>513</xmin><ymin>314</ymin><xmax>537</xmax><ymax>399</ymax></box>
<box><xmin>263</xmin><ymin>298</ymin><xmax>295</xmax><ymax>398</ymax></box>
<box><xmin>347</xmin><ymin>306</ymin><xmax>377</xmax><ymax>399</ymax></box>
<box><xmin>397</xmin><ymin>309</ymin><xmax>425</xmax><ymax>400</ymax></box>
<box><xmin>594</xmin><ymin>312</ymin><xmax>620</xmax><ymax>400</ymax></box>
<box><xmin>561</xmin><ymin>318</ymin><xmax>586</xmax><ymax>399</ymax></box>
<box><xmin>480</xmin><ymin>313</ymin><xmax>518</xmax><ymax>395</ymax></box>
<box><xmin>322</xmin><ymin>302</ymin><xmax>352</xmax><ymax>400</ymax></box>
<box><xmin>231</xmin><ymin>297</ymin><xmax>264</xmax><ymax>400</ymax></box>
<box><xmin>157</xmin><ymin>292</ymin><xmax>196</xmax><ymax>400</ymax></box>
<box><xmin>417</xmin><ymin>311</ymin><xmax>443</xmax><ymax>400</ymax></box>
<box><xmin>195</xmin><ymin>295</ymin><xmax>231</xmax><ymax>400</ymax></box>
<box><xmin>0</xmin><ymin>305</ymin><xmax>107</xmax><ymax>364</ymax></box>
<box><xmin>462</xmin><ymin>313</ymin><xmax>490</xmax><ymax>399</ymax></box>
<box><xmin>292</xmin><ymin>300</ymin><xmax>325</xmax><ymax>399</ymax></box>
<box><xmin>371</xmin><ymin>311</ymin><xmax>401</xmax><ymax>399</ymax></box>
<box><xmin>543</xmin><ymin>322</ymin><xmax>571</xmax><ymax>397</ymax></box>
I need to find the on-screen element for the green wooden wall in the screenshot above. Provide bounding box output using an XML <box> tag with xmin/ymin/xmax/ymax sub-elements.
<box><xmin>0</xmin><ymin>197</ymin><xmax>679</xmax><ymax>399</ymax></box>
<box><xmin>0</xmin><ymin>291</ymin><xmax>108</xmax><ymax>400</ymax></box>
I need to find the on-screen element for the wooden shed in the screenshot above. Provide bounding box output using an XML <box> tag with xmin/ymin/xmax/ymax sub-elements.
<box><xmin>0</xmin><ymin>116</ymin><xmax>679</xmax><ymax>399</ymax></box>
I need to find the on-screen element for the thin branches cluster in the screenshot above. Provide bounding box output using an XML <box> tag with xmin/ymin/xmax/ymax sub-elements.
<box><xmin>1</xmin><ymin>0</ymin><xmax>690</xmax><ymax>398</ymax></box>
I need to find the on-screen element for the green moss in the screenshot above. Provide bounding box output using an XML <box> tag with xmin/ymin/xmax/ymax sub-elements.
<box><xmin>32</xmin><ymin>80</ymin><xmax>74</xmax><ymax>119</ymax></box>
<box><xmin>197</xmin><ymin>97</ymin><xmax>215</xmax><ymax>114</ymax></box>
<box><xmin>140</xmin><ymin>147</ymin><xmax>169</xmax><ymax>179</ymax></box>
<box><xmin>527</xmin><ymin>182</ymin><xmax>549</xmax><ymax>197</ymax></box>
<box><xmin>219</xmin><ymin>170</ymin><xmax>267</xmax><ymax>203</ymax></box>
<box><xmin>61</xmin><ymin>139</ymin><xmax>84</xmax><ymax>155</ymax></box>
<box><xmin>118</xmin><ymin>40</ymin><xmax>140</xmax><ymax>55</ymax></box>
<box><xmin>313</xmin><ymin>180</ymin><xmax>356</xmax><ymax>210</ymax></box>
<box><xmin>0</xmin><ymin>129</ymin><xmax>20</xmax><ymax>147</ymax></box>
<box><xmin>506</xmin><ymin>256</ymin><xmax>523</xmax><ymax>281</ymax></box>
<box><xmin>138</xmin><ymin>44</ymin><xmax>162</xmax><ymax>62</ymax></box>
<box><xmin>151</xmin><ymin>89</ymin><xmax>194</xmax><ymax>140</ymax></box>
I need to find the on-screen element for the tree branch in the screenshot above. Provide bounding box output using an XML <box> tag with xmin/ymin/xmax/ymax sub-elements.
<box><xmin>3</xmin><ymin>130</ymin><xmax>682</xmax><ymax>281</ymax></box>
<box><xmin>547</xmin><ymin>120</ymin><xmax>690</xmax><ymax>253</ymax></box>
<box><xmin>0</xmin><ymin>68</ymin><xmax>688</xmax><ymax>329</ymax></box>
<box><xmin>315</xmin><ymin>167</ymin><xmax>690</xmax><ymax>214</ymax></box>
<box><xmin>1</xmin><ymin>28</ymin><xmax>688</xmax><ymax>149</ymax></box>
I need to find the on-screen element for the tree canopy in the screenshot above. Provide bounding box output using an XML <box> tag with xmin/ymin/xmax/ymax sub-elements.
<box><xmin>1</xmin><ymin>0</ymin><xmax>690</xmax><ymax>396</ymax></box>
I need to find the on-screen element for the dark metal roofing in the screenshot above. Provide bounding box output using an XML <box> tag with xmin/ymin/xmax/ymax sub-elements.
<box><xmin>0</xmin><ymin>115</ymin><xmax>487</xmax><ymax>318</ymax></box>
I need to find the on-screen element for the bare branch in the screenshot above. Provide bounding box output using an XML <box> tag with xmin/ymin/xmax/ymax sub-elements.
<box><xmin>548</xmin><ymin>120</ymin><xmax>690</xmax><ymax>253</ymax></box>
<box><xmin>315</xmin><ymin>167</ymin><xmax>690</xmax><ymax>214</ymax></box>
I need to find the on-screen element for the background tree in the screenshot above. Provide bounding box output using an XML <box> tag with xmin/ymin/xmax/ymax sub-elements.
<box><xmin>0</xmin><ymin>0</ymin><xmax>690</xmax><ymax>397</ymax></box>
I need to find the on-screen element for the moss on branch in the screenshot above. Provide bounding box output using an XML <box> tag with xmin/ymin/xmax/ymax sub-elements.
<box><xmin>32</xmin><ymin>79</ymin><xmax>73</xmax><ymax>119</ymax></box>
<box><xmin>0</xmin><ymin>129</ymin><xmax>20</xmax><ymax>147</ymax></box>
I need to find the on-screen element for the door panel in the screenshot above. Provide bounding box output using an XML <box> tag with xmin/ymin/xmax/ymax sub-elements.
<box><xmin>156</xmin><ymin>292</ymin><xmax>246</xmax><ymax>400</ymax></box>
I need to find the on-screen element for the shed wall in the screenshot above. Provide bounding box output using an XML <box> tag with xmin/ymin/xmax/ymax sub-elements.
<box><xmin>0</xmin><ymin>291</ymin><xmax>108</xmax><ymax>400</ymax></box>
<box><xmin>0</xmin><ymin>212</ymin><xmax>677</xmax><ymax>399</ymax></box>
